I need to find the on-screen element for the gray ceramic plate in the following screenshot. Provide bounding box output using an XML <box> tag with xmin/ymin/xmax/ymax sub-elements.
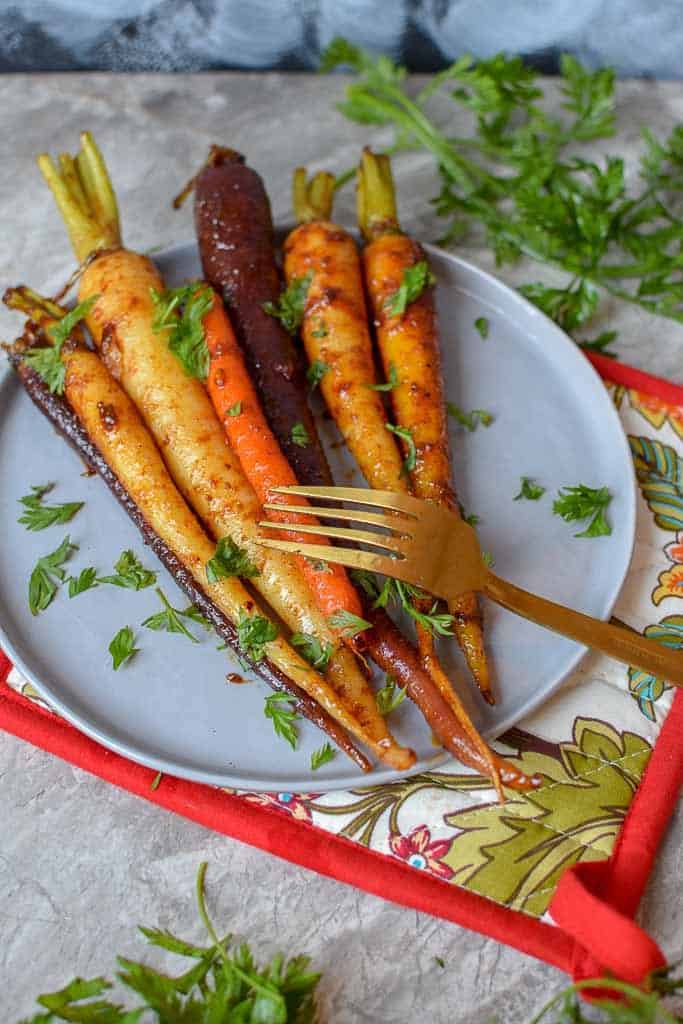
<box><xmin>0</xmin><ymin>240</ymin><xmax>636</xmax><ymax>792</ymax></box>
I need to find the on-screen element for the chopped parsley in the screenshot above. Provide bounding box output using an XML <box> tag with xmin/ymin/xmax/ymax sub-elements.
<box><xmin>206</xmin><ymin>537</ymin><xmax>260</xmax><ymax>584</ymax></box>
<box><xmin>385</xmin><ymin>261</ymin><xmax>435</xmax><ymax>316</ymax></box>
<box><xmin>142</xmin><ymin>587</ymin><xmax>204</xmax><ymax>643</ymax></box>
<box><xmin>262</xmin><ymin>272</ymin><xmax>312</xmax><ymax>335</ymax></box>
<box><xmin>263</xmin><ymin>692</ymin><xmax>299</xmax><ymax>750</ymax></box>
<box><xmin>446</xmin><ymin>404</ymin><xmax>494</xmax><ymax>431</ymax></box>
<box><xmin>109</xmin><ymin>626</ymin><xmax>139</xmax><ymax>670</ymax></box>
<box><xmin>310</xmin><ymin>741</ymin><xmax>336</xmax><ymax>770</ymax></box>
<box><xmin>28</xmin><ymin>535</ymin><xmax>77</xmax><ymax>615</ymax></box>
<box><xmin>368</xmin><ymin>363</ymin><xmax>400</xmax><ymax>391</ymax></box>
<box><xmin>23</xmin><ymin>295</ymin><xmax>99</xmax><ymax>395</ymax></box>
<box><xmin>553</xmin><ymin>484</ymin><xmax>612</xmax><ymax>537</ymax></box>
<box><xmin>17</xmin><ymin>483</ymin><xmax>83</xmax><ymax>532</ymax></box>
<box><xmin>151</xmin><ymin>283</ymin><xmax>213</xmax><ymax>380</ymax></box>
<box><xmin>514</xmin><ymin>476</ymin><xmax>546</xmax><ymax>501</ymax></box>
<box><xmin>306</xmin><ymin>359</ymin><xmax>330</xmax><ymax>390</ymax></box>
<box><xmin>68</xmin><ymin>566</ymin><xmax>99</xmax><ymax>597</ymax></box>
<box><xmin>226</xmin><ymin>400</ymin><xmax>242</xmax><ymax>417</ymax></box>
<box><xmin>474</xmin><ymin>317</ymin><xmax>490</xmax><ymax>339</ymax></box>
<box><xmin>385</xmin><ymin>422</ymin><xmax>417</xmax><ymax>475</ymax></box>
<box><xmin>99</xmin><ymin>550</ymin><xmax>157</xmax><ymax>591</ymax></box>
<box><xmin>327</xmin><ymin>609</ymin><xmax>373</xmax><ymax>638</ymax></box>
<box><xmin>237</xmin><ymin>611</ymin><xmax>278</xmax><ymax>662</ymax></box>
<box><xmin>291</xmin><ymin>632</ymin><xmax>334</xmax><ymax>672</ymax></box>
<box><xmin>290</xmin><ymin>422</ymin><xmax>311</xmax><ymax>447</ymax></box>
<box><xmin>375</xmin><ymin>675</ymin><xmax>407</xmax><ymax>715</ymax></box>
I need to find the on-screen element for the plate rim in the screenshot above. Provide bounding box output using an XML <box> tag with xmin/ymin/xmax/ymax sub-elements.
<box><xmin>0</xmin><ymin>239</ymin><xmax>636</xmax><ymax>792</ymax></box>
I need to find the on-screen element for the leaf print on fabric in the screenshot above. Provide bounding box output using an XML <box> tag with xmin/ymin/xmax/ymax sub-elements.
<box><xmin>629</xmin><ymin>435</ymin><xmax>683</xmax><ymax>532</ymax></box>
<box><xmin>441</xmin><ymin>718</ymin><xmax>651</xmax><ymax>917</ymax></box>
<box><xmin>653</xmin><ymin>531</ymin><xmax>683</xmax><ymax>605</ymax></box>
<box><xmin>628</xmin><ymin>615</ymin><xmax>683</xmax><ymax>719</ymax></box>
<box><xmin>242</xmin><ymin>791</ymin><xmax>317</xmax><ymax>823</ymax></box>
<box><xmin>389</xmin><ymin>825</ymin><xmax>454</xmax><ymax>880</ymax></box>
<box><xmin>627</xmin><ymin>389</ymin><xmax>683</xmax><ymax>441</ymax></box>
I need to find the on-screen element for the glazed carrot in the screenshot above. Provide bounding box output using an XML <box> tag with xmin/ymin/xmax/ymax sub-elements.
<box><xmin>5</xmin><ymin>287</ymin><xmax>371</xmax><ymax>770</ymax></box>
<box><xmin>283</xmin><ymin>172</ymin><xmax>406</xmax><ymax>492</ymax></box>
<box><xmin>203</xmin><ymin>289</ymin><xmax>364</xmax><ymax>627</ymax></box>
<box><xmin>283</xmin><ymin>167</ymin><xmax>502</xmax><ymax>788</ymax></box>
<box><xmin>357</xmin><ymin>148</ymin><xmax>493</xmax><ymax>705</ymax></box>
<box><xmin>37</xmin><ymin>132</ymin><xmax>415</xmax><ymax>773</ymax></box>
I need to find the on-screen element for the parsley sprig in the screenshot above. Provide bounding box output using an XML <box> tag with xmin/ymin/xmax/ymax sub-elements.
<box><xmin>263</xmin><ymin>272</ymin><xmax>313</xmax><ymax>335</ymax></box>
<box><xmin>385</xmin><ymin>422</ymin><xmax>417</xmax><ymax>474</ymax></box>
<box><xmin>151</xmin><ymin>283</ymin><xmax>213</xmax><ymax>379</ymax></box>
<box><xmin>351</xmin><ymin>571</ymin><xmax>454</xmax><ymax>637</ymax></box>
<box><xmin>99</xmin><ymin>549</ymin><xmax>157</xmax><ymax>590</ymax></box>
<box><xmin>28</xmin><ymin>535</ymin><xmax>78</xmax><ymax>615</ymax></box>
<box><xmin>375</xmin><ymin>675</ymin><xmax>407</xmax><ymax>715</ymax></box>
<box><xmin>206</xmin><ymin>537</ymin><xmax>260</xmax><ymax>584</ymax></box>
<box><xmin>368</xmin><ymin>362</ymin><xmax>400</xmax><ymax>391</ymax></box>
<box><xmin>325</xmin><ymin>40</ymin><xmax>683</xmax><ymax>335</ymax></box>
<box><xmin>385</xmin><ymin>261</ymin><xmax>435</xmax><ymax>316</ymax></box>
<box><xmin>515</xmin><ymin>476</ymin><xmax>546</xmax><ymax>501</ymax></box>
<box><xmin>264</xmin><ymin>692</ymin><xmax>300</xmax><ymax>750</ymax></box>
<box><xmin>553</xmin><ymin>483</ymin><xmax>613</xmax><ymax>537</ymax></box>
<box><xmin>23</xmin><ymin>295</ymin><xmax>99</xmax><ymax>395</ymax></box>
<box><xmin>291</xmin><ymin>632</ymin><xmax>334</xmax><ymax>671</ymax></box>
<box><xmin>310</xmin><ymin>741</ymin><xmax>336</xmax><ymax>770</ymax></box>
<box><xmin>446</xmin><ymin>404</ymin><xmax>494</xmax><ymax>431</ymax></box>
<box><xmin>327</xmin><ymin>609</ymin><xmax>373</xmax><ymax>638</ymax></box>
<box><xmin>142</xmin><ymin>587</ymin><xmax>205</xmax><ymax>643</ymax></box>
<box><xmin>17</xmin><ymin>483</ymin><xmax>83</xmax><ymax>532</ymax></box>
<box><xmin>237</xmin><ymin>611</ymin><xmax>279</xmax><ymax>662</ymax></box>
<box><xmin>109</xmin><ymin>625</ymin><xmax>139</xmax><ymax>670</ymax></box>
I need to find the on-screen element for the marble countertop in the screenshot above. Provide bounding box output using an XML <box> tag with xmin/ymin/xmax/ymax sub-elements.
<box><xmin>0</xmin><ymin>73</ymin><xmax>681</xmax><ymax>1022</ymax></box>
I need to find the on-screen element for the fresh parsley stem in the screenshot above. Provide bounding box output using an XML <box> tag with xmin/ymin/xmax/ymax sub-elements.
<box><xmin>292</xmin><ymin>167</ymin><xmax>336</xmax><ymax>224</ymax></box>
<box><xmin>357</xmin><ymin>147</ymin><xmax>400</xmax><ymax>241</ymax></box>
<box><xmin>38</xmin><ymin>131</ymin><xmax>121</xmax><ymax>262</ymax></box>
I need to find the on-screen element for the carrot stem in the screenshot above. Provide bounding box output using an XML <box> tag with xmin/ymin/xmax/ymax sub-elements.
<box><xmin>357</xmin><ymin>147</ymin><xmax>400</xmax><ymax>241</ymax></box>
<box><xmin>292</xmin><ymin>168</ymin><xmax>336</xmax><ymax>224</ymax></box>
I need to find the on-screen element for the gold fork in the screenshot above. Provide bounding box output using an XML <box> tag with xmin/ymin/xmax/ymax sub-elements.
<box><xmin>258</xmin><ymin>485</ymin><xmax>683</xmax><ymax>688</ymax></box>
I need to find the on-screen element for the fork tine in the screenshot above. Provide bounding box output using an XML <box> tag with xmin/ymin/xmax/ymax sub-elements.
<box><xmin>270</xmin><ymin>485</ymin><xmax>422</xmax><ymax>518</ymax></box>
<box><xmin>257</xmin><ymin>538</ymin><xmax>416</xmax><ymax>581</ymax></box>
<box><xmin>262</xmin><ymin>502</ymin><xmax>414</xmax><ymax>535</ymax></box>
<box><xmin>258</xmin><ymin>519</ymin><xmax>408</xmax><ymax>554</ymax></box>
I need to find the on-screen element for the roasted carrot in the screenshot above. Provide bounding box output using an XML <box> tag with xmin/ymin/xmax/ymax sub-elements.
<box><xmin>5</xmin><ymin>287</ymin><xmax>370</xmax><ymax>770</ymax></box>
<box><xmin>358</xmin><ymin>148</ymin><xmax>493</xmax><ymax>705</ymax></box>
<box><xmin>38</xmin><ymin>132</ymin><xmax>414</xmax><ymax>773</ymax></box>
<box><xmin>283</xmin><ymin>168</ymin><xmax>507</xmax><ymax>790</ymax></box>
<box><xmin>190</xmin><ymin>147</ymin><xmax>536</xmax><ymax>793</ymax></box>
<box><xmin>203</xmin><ymin>288</ymin><xmax>364</xmax><ymax>627</ymax></box>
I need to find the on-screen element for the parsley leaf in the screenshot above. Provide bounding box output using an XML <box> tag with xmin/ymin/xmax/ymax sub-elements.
<box><xmin>291</xmin><ymin>422</ymin><xmax>311</xmax><ymax>447</ymax></box>
<box><xmin>385</xmin><ymin>422</ymin><xmax>417</xmax><ymax>474</ymax></box>
<box><xmin>17</xmin><ymin>483</ymin><xmax>83</xmax><ymax>532</ymax></box>
<box><xmin>109</xmin><ymin>626</ymin><xmax>138</xmax><ymax>670</ymax></box>
<box><xmin>263</xmin><ymin>692</ymin><xmax>299</xmax><ymax>750</ymax></box>
<box><xmin>579</xmin><ymin>329</ymin><xmax>619</xmax><ymax>358</ymax></box>
<box><xmin>307</xmin><ymin>359</ymin><xmax>330</xmax><ymax>390</ymax></box>
<box><xmin>376</xmin><ymin>675</ymin><xmax>407</xmax><ymax>715</ymax></box>
<box><xmin>28</xmin><ymin>535</ymin><xmax>77</xmax><ymax>615</ymax></box>
<box><xmin>482</xmin><ymin>550</ymin><xmax>495</xmax><ymax>568</ymax></box>
<box><xmin>446</xmin><ymin>404</ymin><xmax>494</xmax><ymax>431</ymax></box>
<box><xmin>311</xmin><ymin>320</ymin><xmax>329</xmax><ymax>339</ymax></box>
<box><xmin>151</xmin><ymin>283</ymin><xmax>212</xmax><ymax>379</ymax></box>
<box><xmin>368</xmin><ymin>363</ymin><xmax>400</xmax><ymax>391</ymax></box>
<box><xmin>237</xmin><ymin>611</ymin><xmax>278</xmax><ymax>662</ymax></box>
<box><xmin>374</xmin><ymin>577</ymin><xmax>455</xmax><ymax>637</ymax></box>
<box><xmin>98</xmin><ymin>549</ymin><xmax>157</xmax><ymax>590</ymax></box>
<box><xmin>514</xmin><ymin>476</ymin><xmax>546</xmax><ymax>501</ymax></box>
<box><xmin>311</xmin><ymin>741</ymin><xmax>336</xmax><ymax>770</ymax></box>
<box><xmin>263</xmin><ymin>272</ymin><xmax>312</xmax><ymax>335</ymax></box>
<box><xmin>553</xmin><ymin>484</ymin><xmax>613</xmax><ymax>537</ymax></box>
<box><xmin>23</xmin><ymin>295</ymin><xmax>99</xmax><ymax>395</ymax></box>
<box><xmin>328</xmin><ymin>609</ymin><xmax>372</xmax><ymax>638</ymax></box>
<box><xmin>474</xmin><ymin>316</ymin><xmax>490</xmax><ymax>339</ymax></box>
<box><xmin>68</xmin><ymin>566</ymin><xmax>99</xmax><ymax>597</ymax></box>
<box><xmin>206</xmin><ymin>536</ymin><xmax>260</xmax><ymax>584</ymax></box>
<box><xmin>385</xmin><ymin>261</ymin><xmax>435</xmax><ymax>316</ymax></box>
<box><xmin>291</xmin><ymin>632</ymin><xmax>334</xmax><ymax>671</ymax></box>
<box><xmin>226</xmin><ymin>400</ymin><xmax>242</xmax><ymax>416</ymax></box>
<box><xmin>142</xmin><ymin>587</ymin><xmax>203</xmax><ymax>643</ymax></box>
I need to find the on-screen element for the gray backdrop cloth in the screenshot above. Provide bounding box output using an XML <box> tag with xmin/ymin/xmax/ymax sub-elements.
<box><xmin>1</xmin><ymin>0</ymin><xmax>681</xmax><ymax>76</ymax></box>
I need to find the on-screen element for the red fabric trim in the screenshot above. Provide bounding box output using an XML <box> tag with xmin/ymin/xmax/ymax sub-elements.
<box><xmin>0</xmin><ymin>649</ymin><xmax>11</xmax><ymax>685</ymax></box>
<box><xmin>0</xmin><ymin>684</ymin><xmax>574</xmax><ymax>971</ymax></box>
<box><xmin>0</xmin><ymin>357</ymin><xmax>681</xmax><ymax>984</ymax></box>
<box><xmin>586</xmin><ymin>352</ymin><xmax>683</xmax><ymax>407</ymax></box>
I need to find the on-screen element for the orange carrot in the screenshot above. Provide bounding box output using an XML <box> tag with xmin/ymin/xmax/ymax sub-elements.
<box><xmin>203</xmin><ymin>289</ymin><xmax>366</xmax><ymax>629</ymax></box>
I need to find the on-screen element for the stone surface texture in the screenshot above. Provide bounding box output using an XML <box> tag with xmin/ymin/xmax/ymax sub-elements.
<box><xmin>0</xmin><ymin>73</ymin><xmax>681</xmax><ymax>1021</ymax></box>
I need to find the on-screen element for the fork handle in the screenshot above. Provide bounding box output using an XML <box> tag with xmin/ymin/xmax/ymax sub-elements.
<box><xmin>483</xmin><ymin>572</ymin><xmax>683</xmax><ymax>687</ymax></box>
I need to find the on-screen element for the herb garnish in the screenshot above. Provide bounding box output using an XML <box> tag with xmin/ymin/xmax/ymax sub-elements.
<box><xmin>23</xmin><ymin>295</ymin><xmax>99</xmax><ymax>395</ymax></box>
<box><xmin>368</xmin><ymin>363</ymin><xmax>400</xmax><ymax>391</ymax></box>
<box><xmin>263</xmin><ymin>272</ymin><xmax>313</xmax><ymax>335</ymax></box>
<box><xmin>237</xmin><ymin>612</ymin><xmax>278</xmax><ymax>662</ymax></box>
<box><xmin>514</xmin><ymin>476</ymin><xmax>546</xmax><ymax>501</ymax></box>
<box><xmin>263</xmin><ymin>692</ymin><xmax>300</xmax><ymax>750</ymax></box>
<box><xmin>206</xmin><ymin>537</ymin><xmax>260</xmax><ymax>584</ymax></box>
<box><xmin>385</xmin><ymin>261</ymin><xmax>435</xmax><ymax>316</ymax></box>
<box><xmin>28</xmin><ymin>535</ymin><xmax>77</xmax><ymax>615</ymax></box>
<box><xmin>311</xmin><ymin>320</ymin><xmax>329</xmax><ymax>338</ymax></box>
<box><xmin>474</xmin><ymin>317</ymin><xmax>490</xmax><ymax>339</ymax></box>
<box><xmin>328</xmin><ymin>609</ymin><xmax>373</xmax><ymax>638</ymax></box>
<box><xmin>109</xmin><ymin>625</ymin><xmax>139</xmax><ymax>670</ymax></box>
<box><xmin>290</xmin><ymin>422</ymin><xmax>311</xmax><ymax>447</ymax></box>
<box><xmin>291</xmin><ymin>632</ymin><xmax>334</xmax><ymax>671</ymax></box>
<box><xmin>446</xmin><ymin>404</ymin><xmax>494</xmax><ymax>431</ymax></box>
<box><xmin>351</xmin><ymin>571</ymin><xmax>454</xmax><ymax>637</ymax></box>
<box><xmin>17</xmin><ymin>483</ymin><xmax>83</xmax><ymax>532</ymax></box>
<box><xmin>385</xmin><ymin>422</ymin><xmax>417</xmax><ymax>474</ymax></box>
<box><xmin>325</xmin><ymin>41</ymin><xmax>683</xmax><ymax>332</ymax></box>
<box><xmin>68</xmin><ymin>566</ymin><xmax>99</xmax><ymax>597</ymax></box>
<box><xmin>306</xmin><ymin>359</ymin><xmax>330</xmax><ymax>390</ymax></box>
<box><xmin>142</xmin><ymin>587</ymin><xmax>204</xmax><ymax>643</ymax></box>
<box><xmin>99</xmin><ymin>549</ymin><xmax>157</xmax><ymax>590</ymax></box>
<box><xmin>311</xmin><ymin>741</ymin><xmax>336</xmax><ymax>770</ymax></box>
<box><xmin>376</xmin><ymin>675</ymin><xmax>407</xmax><ymax>715</ymax></box>
<box><xmin>553</xmin><ymin>484</ymin><xmax>613</xmax><ymax>537</ymax></box>
<box><xmin>151</xmin><ymin>283</ymin><xmax>213</xmax><ymax>380</ymax></box>
<box><xmin>226</xmin><ymin>400</ymin><xmax>242</xmax><ymax>417</ymax></box>
<box><xmin>579</xmin><ymin>330</ymin><xmax>619</xmax><ymax>358</ymax></box>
